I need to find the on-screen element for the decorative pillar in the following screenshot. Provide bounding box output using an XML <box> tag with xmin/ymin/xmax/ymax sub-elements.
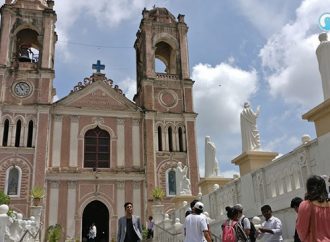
<box><xmin>116</xmin><ymin>181</ymin><xmax>125</xmax><ymax>219</ymax></box>
<box><xmin>69</xmin><ymin>116</ymin><xmax>79</xmax><ymax>167</ymax></box>
<box><xmin>48</xmin><ymin>181</ymin><xmax>59</xmax><ymax>226</ymax></box>
<box><xmin>116</xmin><ymin>119</ymin><xmax>125</xmax><ymax>167</ymax></box>
<box><xmin>133</xmin><ymin>182</ymin><xmax>141</xmax><ymax>217</ymax></box>
<box><xmin>66</xmin><ymin>181</ymin><xmax>77</xmax><ymax>239</ymax></box>
<box><xmin>52</xmin><ymin>115</ymin><xmax>62</xmax><ymax>167</ymax></box>
<box><xmin>132</xmin><ymin>119</ymin><xmax>141</xmax><ymax>167</ymax></box>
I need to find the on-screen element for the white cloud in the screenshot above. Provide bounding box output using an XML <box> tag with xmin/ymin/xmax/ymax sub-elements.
<box><xmin>119</xmin><ymin>77</ymin><xmax>136</xmax><ymax>101</ymax></box>
<box><xmin>263</xmin><ymin>134</ymin><xmax>301</xmax><ymax>152</ymax></box>
<box><xmin>236</xmin><ymin>0</ymin><xmax>299</xmax><ymax>37</ymax></box>
<box><xmin>53</xmin><ymin>0</ymin><xmax>153</xmax><ymax>60</ymax></box>
<box><xmin>260</xmin><ymin>0</ymin><xmax>326</xmax><ymax>108</ymax></box>
<box><xmin>192</xmin><ymin>63</ymin><xmax>258</xmax><ymax>136</ymax></box>
<box><xmin>220</xmin><ymin>169</ymin><xmax>240</xmax><ymax>179</ymax></box>
<box><xmin>52</xmin><ymin>95</ymin><xmax>59</xmax><ymax>103</ymax></box>
<box><xmin>54</xmin><ymin>0</ymin><xmax>147</xmax><ymax>30</ymax></box>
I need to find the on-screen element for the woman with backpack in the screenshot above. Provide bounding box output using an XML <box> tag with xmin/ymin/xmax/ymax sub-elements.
<box><xmin>222</xmin><ymin>206</ymin><xmax>248</xmax><ymax>242</ymax></box>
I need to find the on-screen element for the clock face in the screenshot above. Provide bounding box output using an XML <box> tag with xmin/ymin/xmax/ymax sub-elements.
<box><xmin>13</xmin><ymin>82</ymin><xmax>32</xmax><ymax>97</ymax></box>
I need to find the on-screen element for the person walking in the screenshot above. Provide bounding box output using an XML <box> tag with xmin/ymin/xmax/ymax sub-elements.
<box><xmin>147</xmin><ymin>216</ymin><xmax>154</xmax><ymax>239</ymax></box>
<box><xmin>290</xmin><ymin>197</ymin><xmax>303</xmax><ymax>242</ymax></box>
<box><xmin>185</xmin><ymin>199</ymin><xmax>212</xmax><ymax>241</ymax></box>
<box><xmin>88</xmin><ymin>223</ymin><xmax>97</xmax><ymax>242</ymax></box>
<box><xmin>234</xmin><ymin>204</ymin><xmax>253</xmax><ymax>241</ymax></box>
<box><xmin>117</xmin><ymin>202</ymin><xmax>142</xmax><ymax>242</ymax></box>
<box><xmin>222</xmin><ymin>206</ymin><xmax>247</xmax><ymax>242</ymax></box>
<box><xmin>296</xmin><ymin>175</ymin><xmax>330</xmax><ymax>241</ymax></box>
<box><xmin>258</xmin><ymin>205</ymin><xmax>283</xmax><ymax>241</ymax></box>
<box><xmin>184</xmin><ymin>202</ymin><xmax>212</xmax><ymax>242</ymax></box>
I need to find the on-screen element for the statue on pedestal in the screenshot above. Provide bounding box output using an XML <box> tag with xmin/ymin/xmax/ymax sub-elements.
<box><xmin>180</xmin><ymin>175</ymin><xmax>191</xmax><ymax>195</ymax></box>
<box><xmin>240</xmin><ymin>102</ymin><xmax>261</xmax><ymax>152</ymax></box>
<box><xmin>176</xmin><ymin>162</ymin><xmax>191</xmax><ymax>195</ymax></box>
<box><xmin>205</xmin><ymin>136</ymin><xmax>219</xmax><ymax>177</ymax></box>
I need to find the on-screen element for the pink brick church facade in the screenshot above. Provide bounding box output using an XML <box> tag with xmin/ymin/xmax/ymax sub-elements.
<box><xmin>0</xmin><ymin>1</ymin><xmax>199</xmax><ymax>241</ymax></box>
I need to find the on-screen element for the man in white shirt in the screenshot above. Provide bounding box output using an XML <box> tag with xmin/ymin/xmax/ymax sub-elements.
<box><xmin>259</xmin><ymin>205</ymin><xmax>283</xmax><ymax>242</ymax></box>
<box><xmin>184</xmin><ymin>202</ymin><xmax>212</xmax><ymax>242</ymax></box>
<box><xmin>88</xmin><ymin>223</ymin><xmax>97</xmax><ymax>242</ymax></box>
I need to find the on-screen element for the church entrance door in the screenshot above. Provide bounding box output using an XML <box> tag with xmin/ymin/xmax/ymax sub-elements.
<box><xmin>82</xmin><ymin>200</ymin><xmax>109</xmax><ymax>242</ymax></box>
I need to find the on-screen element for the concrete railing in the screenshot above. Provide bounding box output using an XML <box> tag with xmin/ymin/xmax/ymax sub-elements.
<box><xmin>157</xmin><ymin>138</ymin><xmax>325</xmax><ymax>241</ymax></box>
<box><xmin>0</xmin><ymin>204</ymin><xmax>42</xmax><ymax>242</ymax></box>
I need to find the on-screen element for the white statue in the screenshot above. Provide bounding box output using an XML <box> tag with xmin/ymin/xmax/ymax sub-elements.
<box><xmin>204</xmin><ymin>136</ymin><xmax>219</xmax><ymax>177</ymax></box>
<box><xmin>240</xmin><ymin>102</ymin><xmax>261</xmax><ymax>152</ymax></box>
<box><xmin>316</xmin><ymin>33</ymin><xmax>330</xmax><ymax>100</ymax></box>
<box><xmin>180</xmin><ymin>175</ymin><xmax>191</xmax><ymax>195</ymax></box>
<box><xmin>176</xmin><ymin>162</ymin><xmax>188</xmax><ymax>195</ymax></box>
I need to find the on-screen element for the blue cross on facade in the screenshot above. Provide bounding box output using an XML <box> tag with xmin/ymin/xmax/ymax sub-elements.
<box><xmin>92</xmin><ymin>60</ymin><xmax>105</xmax><ymax>73</ymax></box>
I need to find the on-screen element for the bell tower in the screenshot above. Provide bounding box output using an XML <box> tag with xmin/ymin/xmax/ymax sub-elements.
<box><xmin>134</xmin><ymin>8</ymin><xmax>199</xmax><ymax>207</ymax></box>
<box><xmin>0</xmin><ymin>0</ymin><xmax>57</xmax><ymax>213</ymax></box>
<box><xmin>0</xmin><ymin>0</ymin><xmax>57</xmax><ymax>105</ymax></box>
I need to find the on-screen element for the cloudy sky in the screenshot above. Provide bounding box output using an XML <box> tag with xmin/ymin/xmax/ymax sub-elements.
<box><xmin>2</xmin><ymin>0</ymin><xmax>327</xmax><ymax>177</ymax></box>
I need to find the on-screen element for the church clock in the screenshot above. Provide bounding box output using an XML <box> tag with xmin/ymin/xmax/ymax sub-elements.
<box><xmin>13</xmin><ymin>81</ymin><xmax>32</xmax><ymax>97</ymax></box>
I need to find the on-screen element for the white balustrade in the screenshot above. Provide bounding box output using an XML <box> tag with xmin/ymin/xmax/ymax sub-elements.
<box><xmin>154</xmin><ymin>138</ymin><xmax>325</xmax><ymax>241</ymax></box>
<box><xmin>0</xmin><ymin>205</ymin><xmax>42</xmax><ymax>242</ymax></box>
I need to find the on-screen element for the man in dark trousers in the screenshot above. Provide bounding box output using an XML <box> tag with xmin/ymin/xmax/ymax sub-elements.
<box><xmin>117</xmin><ymin>202</ymin><xmax>142</xmax><ymax>242</ymax></box>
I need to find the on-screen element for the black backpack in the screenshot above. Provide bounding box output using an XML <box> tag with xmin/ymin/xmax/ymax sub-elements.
<box><xmin>241</xmin><ymin>217</ymin><xmax>257</xmax><ymax>242</ymax></box>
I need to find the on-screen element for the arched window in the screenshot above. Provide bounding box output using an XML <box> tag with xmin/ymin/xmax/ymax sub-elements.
<box><xmin>27</xmin><ymin>120</ymin><xmax>33</xmax><ymax>147</ymax></box>
<box><xmin>15</xmin><ymin>120</ymin><xmax>21</xmax><ymax>147</ymax></box>
<box><xmin>178</xmin><ymin>127</ymin><xmax>184</xmax><ymax>152</ymax></box>
<box><xmin>158</xmin><ymin>126</ymin><xmax>162</xmax><ymax>151</ymax></box>
<box><xmin>84</xmin><ymin>126</ymin><xmax>110</xmax><ymax>168</ymax></box>
<box><xmin>16</xmin><ymin>29</ymin><xmax>40</xmax><ymax>63</ymax></box>
<box><xmin>2</xmin><ymin>119</ymin><xmax>9</xmax><ymax>146</ymax></box>
<box><xmin>6</xmin><ymin>166</ymin><xmax>20</xmax><ymax>196</ymax></box>
<box><xmin>154</xmin><ymin>41</ymin><xmax>176</xmax><ymax>74</ymax></box>
<box><xmin>167</xmin><ymin>169</ymin><xmax>176</xmax><ymax>196</ymax></box>
<box><xmin>168</xmin><ymin>126</ymin><xmax>173</xmax><ymax>152</ymax></box>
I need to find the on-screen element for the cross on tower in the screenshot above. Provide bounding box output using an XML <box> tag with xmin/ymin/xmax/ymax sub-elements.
<box><xmin>92</xmin><ymin>60</ymin><xmax>105</xmax><ymax>73</ymax></box>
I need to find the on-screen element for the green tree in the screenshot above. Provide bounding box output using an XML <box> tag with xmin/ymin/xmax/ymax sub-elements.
<box><xmin>47</xmin><ymin>224</ymin><xmax>62</xmax><ymax>242</ymax></box>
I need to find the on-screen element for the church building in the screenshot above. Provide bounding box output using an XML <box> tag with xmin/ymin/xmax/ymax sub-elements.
<box><xmin>0</xmin><ymin>0</ymin><xmax>199</xmax><ymax>240</ymax></box>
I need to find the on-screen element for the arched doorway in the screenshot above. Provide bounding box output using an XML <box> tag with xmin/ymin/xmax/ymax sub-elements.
<box><xmin>82</xmin><ymin>200</ymin><xmax>109</xmax><ymax>242</ymax></box>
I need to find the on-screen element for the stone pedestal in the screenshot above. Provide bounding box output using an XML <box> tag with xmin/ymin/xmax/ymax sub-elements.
<box><xmin>0</xmin><ymin>205</ymin><xmax>9</xmax><ymax>242</ymax></box>
<box><xmin>30</xmin><ymin>206</ymin><xmax>42</xmax><ymax>223</ymax></box>
<box><xmin>232</xmin><ymin>151</ymin><xmax>278</xmax><ymax>176</ymax></box>
<box><xmin>151</xmin><ymin>204</ymin><xmax>164</xmax><ymax>224</ymax></box>
<box><xmin>303</xmin><ymin>98</ymin><xmax>330</xmax><ymax>174</ymax></box>
<box><xmin>302</xmin><ymin>98</ymin><xmax>330</xmax><ymax>137</ymax></box>
<box><xmin>199</xmin><ymin>177</ymin><xmax>233</xmax><ymax>195</ymax></box>
<box><xmin>171</xmin><ymin>195</ymin><xmax>196</xmax><ymax>209</ymax></box>
<box><xmin>30</xmin><ymin>206</ymin><xmax>42</xmax><ymax>242</ymax></box>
